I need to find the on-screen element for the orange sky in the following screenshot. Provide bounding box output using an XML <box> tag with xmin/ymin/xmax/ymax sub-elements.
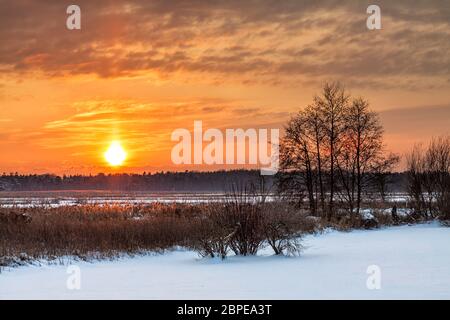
<box><xmin>0</xmin><ymin>1</ymin><xmax>449</xmax><ymax>174</ymax></box>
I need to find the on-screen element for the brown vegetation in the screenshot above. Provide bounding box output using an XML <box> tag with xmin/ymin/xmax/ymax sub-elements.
<box><xmin>406</xmin><ymin>135</ymin><xmax>450</xmax><ymax>222</ymax></box>
<box><xmin>0</xmin><ymin>204</ymin><xmax>203</xmax><ymax>268</ymax></box>
<box><xmin>0</xmin><ymin>201</ymin><xmax>320</xmax><ymax>268</ymax></box>
<box><xmin>0</xmin><ymin>194</ymin><xmax>424</xmax><ymax>269</ymax></box>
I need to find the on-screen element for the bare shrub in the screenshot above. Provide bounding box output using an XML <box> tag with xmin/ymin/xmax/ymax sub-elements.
<box><xmin>189</xmin><ymin>205</ymin><xmax>234</xmax><ymax>259</ymax></box>
<box><xmin>372</xmin><ymin>209</ymin><xmax>393</xmax><ymax>226</ymax></box>
<box><xmin>224</xmin><ymin>192</ymin><xmax>265</xmax><ymax>256</ymax></box>
<box><xmin>190</xmin><ymin>199</ymin><xmax>318</xmax><ymax>258</ymax></box>
<box><xmin>261</xmin><ymin>203</ymin><xmax>307</xmax><ymax>255</ymax></box>
<box><xmin>439</xmin><ymin>192</ymin><xmax>450</xmax><ymax>223</ymax></box>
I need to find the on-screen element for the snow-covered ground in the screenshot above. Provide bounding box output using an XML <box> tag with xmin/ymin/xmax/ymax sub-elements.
<box><xmin>0</xmin><ymin>223</ymin><xmax>448</xmax><ymax>299</ymax></box>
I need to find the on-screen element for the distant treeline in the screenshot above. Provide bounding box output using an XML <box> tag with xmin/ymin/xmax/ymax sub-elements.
<box><xmin>0</xmin><ymin>170</ymin><xmax>407</xmax><ymax>192</ymax></box>
<box><xmin>0</xmin><ymin>170</ymin><xmax>266</xmax><ymax>192</ymax></box>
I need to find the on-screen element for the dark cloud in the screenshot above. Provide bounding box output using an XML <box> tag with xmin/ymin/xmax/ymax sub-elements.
<box><xmin>0</xmin><ymin>0</ymin><xmax>449</xmax><ymax>89</ymax></box>
<box><xmin>201</xmin><ymin>106</ymin><xmax>225</xmax><ymax>113</ymax></box>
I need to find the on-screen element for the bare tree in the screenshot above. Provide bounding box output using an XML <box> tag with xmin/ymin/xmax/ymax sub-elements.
<box><xmin>370</xmin><ymin>153</ymin><xmax>401</xmax><ymax>202</ymax></box>
<box><xmin>305</xmin><ymin>104</ymin><xmax>327</xmax><ymax>215</ymax></box>
<box><xmin>426</xmin><ymin>136</ymin><xmax>450</xmax><ymax>219</ymax></box>
<box><xmin>408</xmin><ymin>136</ymin><xmax>450</xmax><ymax>220</ymax></box>
<box><xmin>279</xmin><ymin>82</ymin><xmax>398</xmax><ymax>222</ymax></box>
<box><xmin>406</xmin><ymin>144</ymin><xmax>427</xmax><ymax>216</ymax></box>
<box><xmin>280</xmin><ymin>111</ymin><xmax>317</xmax><ymax>215</ymax></box>
<box><xmin>336</xmin><ymin>97</ymin><xmax>395</xmax><ymax>221</ymax></box>
<box><xmin>314</xmin><ymin>82</ymin><xmax>349</xmax><ymax>220</ymax></box>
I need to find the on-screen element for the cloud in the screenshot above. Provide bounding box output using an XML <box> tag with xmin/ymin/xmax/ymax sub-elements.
<box><xmin>380</xmin><ymin>104</ymin><xmax>450</xmax><ymax>136</ymax></box>
<box><xmin>0</xmin><ymin>0</ymin><xmax>448</xmax><ymax>89</ymax></box>
<box><xmin>20</xmin><ymin>99</ymin><xmax>260</xmax><ymax>152</ymax></box>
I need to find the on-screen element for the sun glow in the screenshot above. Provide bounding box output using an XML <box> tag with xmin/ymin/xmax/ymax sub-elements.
<box><xmin>104</xmin><ymin>141</ymin><xmax>127</xmax><ymax>166</ymax></box>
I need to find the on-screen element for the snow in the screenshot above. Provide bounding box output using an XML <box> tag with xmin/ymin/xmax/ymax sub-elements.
<box><xmin>360</xmin><ymin>209</ymin><xmax>375</xmax><ymax>219</ymax></box>
<box><xmin>381</xmin><ymin>207</ymin><xmax>411</xmax><ymax>217</ymax></box>
<box><xmin>0</xmin><ymin>223</ymin><xmax>449</xmax><ymax>299</ymax></box>
<box><xmin>0</xmin><ymin>192</ymin><xmax>411</xmax><ymax>208</ymax></box>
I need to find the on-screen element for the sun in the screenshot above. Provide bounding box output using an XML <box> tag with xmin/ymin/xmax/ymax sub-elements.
<box><xmin>104</xmin><ymin>141</ymin><xmax>127</xmax><ymax>166</ymax></box>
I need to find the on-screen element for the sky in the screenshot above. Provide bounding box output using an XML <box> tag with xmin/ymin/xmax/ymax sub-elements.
<box><xmin>0</xmin><ymin>0</ymin><xmax>449</xmax><ymax>174</ymax></box>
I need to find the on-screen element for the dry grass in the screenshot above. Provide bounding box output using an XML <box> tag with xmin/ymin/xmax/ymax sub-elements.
<box><xmin>0</xmin><ymin>201</ymin><xmax>322</xmax><ymax>267</ymax></box>
<box><xmin>0</xmin><ymin>203</ymin><xmax>205</xmax><ymax>268</ymax></box>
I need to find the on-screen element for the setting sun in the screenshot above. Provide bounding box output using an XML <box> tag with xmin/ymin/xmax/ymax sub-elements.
<box><xmin>104</xmin><ymin>141</ymin><xmax>127</xmax><ymax>166</ymax></box>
